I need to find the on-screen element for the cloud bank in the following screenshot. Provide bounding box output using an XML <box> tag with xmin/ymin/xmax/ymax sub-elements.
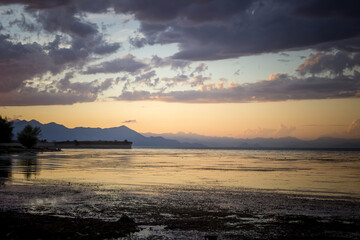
<box><xmin>116</xmin><ymin>72</ymin><xmax>360</xmax><ymax>103</ymax></box>
<box><xmin>124</xmin><ymin>0</ymin><xmax>360</xmax><ymax>60</ymax></box>
<box><xmin>0</xmin><ymin>0</ymin><xmax>359</xmax><ymax>106</ymax></box>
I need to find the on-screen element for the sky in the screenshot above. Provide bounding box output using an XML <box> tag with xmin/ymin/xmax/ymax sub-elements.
<box><xmin>0</xmin><ymin>0</ymin><xmax>359</xmax><ymax>139</ymax></box>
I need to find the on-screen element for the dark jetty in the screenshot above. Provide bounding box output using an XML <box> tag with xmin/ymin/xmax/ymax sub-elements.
<box><xmin>0</xmin><ymin>145</ymin><xmax>60</xmax><ymax>154</ymax></box>
<box><xmin>54</xmin><ymin>140</ymin><xmax>132</xmax><ymax>149</ymax></box>
<box><xmin>0</xmin><ymin>212</ymin><xmax>137</xmax><ymax>240</ymax></box>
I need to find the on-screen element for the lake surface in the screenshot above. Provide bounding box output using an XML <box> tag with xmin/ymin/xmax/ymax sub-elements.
<box><xmin>1</xmin><ymin>149</ymin><xmax>360</xmax><ymax>239</ymax></box>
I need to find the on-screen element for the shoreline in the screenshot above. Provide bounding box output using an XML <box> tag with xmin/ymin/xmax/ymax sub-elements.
<box><xmin>0</xmin><ymin>146</ymin><xmax>61</xmax><ymax>154</ymax></box>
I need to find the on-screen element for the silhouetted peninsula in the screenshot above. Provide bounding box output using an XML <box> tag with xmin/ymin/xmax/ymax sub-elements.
<box><xmin>53</xmin><ymin>140</ymin><xmax>132</xmax><ymax>149</ymax></box>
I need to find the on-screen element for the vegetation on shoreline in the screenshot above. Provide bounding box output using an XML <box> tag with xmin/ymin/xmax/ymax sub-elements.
<box><xmin>0</xmin><ymin>116</ymin><xmax>13</xmax><ymax>144</ymax></box>
<box><xmin>0</xmin><ymin>116</ymin><xmax>56</xmax><ymax>154</ymax></box>
<box><xmin>17</xmin><ymin>125</ymin><xmax>41</xmax><ymax>149</ymax></box>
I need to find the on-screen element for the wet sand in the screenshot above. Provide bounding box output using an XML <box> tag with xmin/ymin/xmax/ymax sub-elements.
<box><xmin>1</xmin><ymin>182</ymin><xmax>359</xmax><ymax>239</ymax></box>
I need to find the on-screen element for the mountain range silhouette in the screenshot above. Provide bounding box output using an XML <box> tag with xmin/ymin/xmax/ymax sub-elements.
<box><xmin>12</xmin><ymin>120</ymin><xmax>360</xmax><ymax>149</ymax></box>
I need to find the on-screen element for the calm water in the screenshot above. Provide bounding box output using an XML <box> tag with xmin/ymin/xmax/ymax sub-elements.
<box><xmin>1</xmin><ymin>149</ymin><xmax>360</xmax><ymax>239</ymax></box>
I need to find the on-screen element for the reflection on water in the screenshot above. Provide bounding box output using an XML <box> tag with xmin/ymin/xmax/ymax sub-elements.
<box><xmin>0</xmin><ymin>149</ymin><xmax>359</xmax><ymax>239</ymax></box>
<box><xmin>18</xmin><ymin>156</ymin><xmax>39</xmax><ymax>180</ymax></box>
<box><xmin>1</xmin><ymin>149</ymin><xmax>360</xmax><ymax>197</ymax></box>
<box><xmin>0</xmin><ymin>155</ymin><xmax>12</xmax><ymax>184</ymax></box>
<box><xmin>0</xmin><ymin>153</ymin><xmax>40</xmax><ymax>183</ymax></box>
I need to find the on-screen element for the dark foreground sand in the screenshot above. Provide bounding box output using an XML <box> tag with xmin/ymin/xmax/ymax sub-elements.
<box><xmin>1</xmin><ymin>209</ymin><xmax>359</xmax><ymax>240</ymax></box>
<box><xmin>1</xmin><ymin>183</ymin><xmax>360</xmax><ymax>239</ymax></box>
<box><xmin>0</xmin><ymin>211</ymin><xmax>137</xmax><ymax>240</ymax></box>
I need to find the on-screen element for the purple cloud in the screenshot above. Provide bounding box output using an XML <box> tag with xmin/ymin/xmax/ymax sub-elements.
<box><xmin>0</xmin><ymin>87</ymin><xmax>97</xmax><ymax>106</ymax></box>
<box><xmin>2</xmin><ymin>0</ymin><xmax>359</xmax><ymax>61</ymax></box>
<box><xmin>297</xmin><ymin>52</ymin><xmax>360</xmax><ymax>76</ymax></box>
<box><xmin>0</xmin><ymin>35</ymin><xmax>55</xmax><ymax>92</ymax></box>
<box><xmin>1</xmin><ymin>0</ymin><xmax>360</xmax><ymax>106</ymax></box>
<box><xmin>123</xmin><ymin>0</ymin><xmax>360</xmax><ymax>60</ymax></box>
<box><xmin>134</xmin><ymin>70</ymin><xmax>159</xmax><ymax>87</ymax></box>
<box><xmin>84</xmin><ymin>54</ymin><xmax>147</xmax><ymax>74</ymax></box>
<box><xmin>115</xmin><ymin>73</ymin><xmax>360</xmax><ymax>103</ymax></box>
<box><xmin>150</xmin><ymin>55</ymin><xmax>191</xmax><ymax>70</ymax></box>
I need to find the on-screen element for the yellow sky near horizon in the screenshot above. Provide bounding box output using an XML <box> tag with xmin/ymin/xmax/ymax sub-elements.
<box><xmin>1</xmin><ymin>98</ymin><xmax>359</xmax><ymax>139</ymax></box>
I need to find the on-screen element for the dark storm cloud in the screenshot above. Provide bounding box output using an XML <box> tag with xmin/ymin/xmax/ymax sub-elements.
<box><xmin>57</xmin><ymin>72</ymin><xmax>96</xmax><ymax>93</ymax></box>
<box><xmin>112</xmin><ymin>0</ymin><xmax>252</xmax><ymax>23</ymax></box>
<box><xmin>0</xmin><ymin>0</ymin><xmax>121</xmax><ymax>99</ymax></box>
<box><xmin>34</xmin><ymin>6</ymin><xmax>122</xmax><ymax>65</ymax></box>
<box><xmin>293</xmin><ymin>0</ymin><xmax>360</xmax><ymax>19</ymax></box>
<box><xmin>1</xmin><ymin>0</ymin><xmax>360</xmax><ymax>106</ymax></box>
<box><xmin>128</xmin><ymin>36</ymin><xmax>147</xmax><ymax>48</ymax></box>
<box><xmin>317</xmin><ymin>37</ymin><xmax>360</xmax><ymax>53</ymax></box>
<box><xmin>297</xmin><ymin>52</ymin><xmax>360</xmax><ymax>76</ymax></box>
<box><xmin>94</xmin><ymin>42</ymin><xmax>121</xmax><ymax>55</ymax></box>
<box><xmin>48</xmin><ymin>34</ymin><xmax>120</xmax><ymax>67</ymax></box>
<box><xmin>116</xmin><ymin>73</ymin><xmax>360</xmax><ymax>103</ymax></box>
<box><xmin>57</xmin><ymin>73</ymin><xmax>115</xmax><ymax>94</ymax></box>
<box><xmin>0</xmin><ymin>35</ymin><xmax>55</xmax><ymax>92</ymax></box>
<box><xmin>36</xmin><ymin>8</ymin><xmax>98</xmax><ymax>38</ymax></box>
<box><xmin>83</xmin><ymin>54</ymin><xmax>147</xmax><ymax>74</ymax></box>
<box><xmin>2</xmin><ymin>0</ymin><xmax>359</xmax><ymax>61</ymax></box>
<box><xmin>0</xmin><ymin>32</ymin><xmax>120</xmax><ymax>94</ymax></box>
<box><xmin>0</xmin><ymin>74</ymin><xmax>116</xmax><ymax>106</ymax></box>
<box><xmin>123</xmin><ymin>0</ymin><xmax>360</xmax><ymax>60</ymax></box>
<box><xmin>0</xmin><ymin>88</ymin><xmax>97</xmax><ymax>106</ymax></box>
<box><xmin>0</xmin><ymin>0</ymin><xmax>71</xmax><ymax>10</ymax></box>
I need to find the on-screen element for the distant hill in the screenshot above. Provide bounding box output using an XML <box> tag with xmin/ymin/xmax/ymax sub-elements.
<box><xmin>142</xmin><ymin>132</ymin><xmax>360</xmax><ymax>149</ymax></box>
<box><xmin>12</xmin><ymin>120</ymin><xmax>360</xmax><ymax>149</ymax></box>
<box><xmin>12</xmin><ymin>120</ymin><xmax>204</xmax><ymax>148</ymax></box>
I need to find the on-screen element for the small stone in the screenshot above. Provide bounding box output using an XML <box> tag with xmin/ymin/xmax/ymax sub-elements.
<box><xmin>117</xmin><ymin>214</ymin><xmax>135</xmax><ymax>226</ymax></box>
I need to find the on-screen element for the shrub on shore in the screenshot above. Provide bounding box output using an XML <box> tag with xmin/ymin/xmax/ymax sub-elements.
<box><xmin>0</xmin><ymin>116</ymin><xmax>13</xmax><ymax>143</ymax></box>
<box><xmin>17</xmin><ymin>125</ymin><xmax>41</xmax><ymax>149</ymax></box>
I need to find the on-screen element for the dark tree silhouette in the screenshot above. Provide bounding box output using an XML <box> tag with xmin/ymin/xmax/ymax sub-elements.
<box><xmin>17</xmin><ymin>125</ymin><xmax>41</xmax><ymax>149</ymax></box>
<box><xmin>0</xmin><ymin>116</ymin><xmax>13</xmax><ymax>143</ymax></box>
